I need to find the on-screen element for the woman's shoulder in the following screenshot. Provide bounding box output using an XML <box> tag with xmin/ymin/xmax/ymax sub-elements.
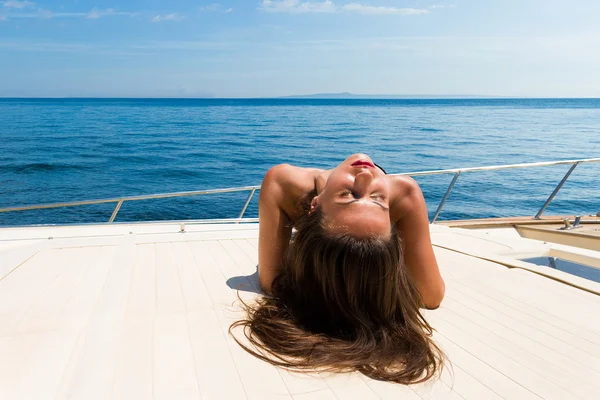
<box><xmin>388</xmin><ymin>175</ymin><xmax>426</xmax><ymax>222</ymax></box>
<box><xmin>263</xmin><ymin>164</ymin><xmax>322</xmax><ymax>190</ymax></box>
<box><xmin>261</xmin><ymin>164</ymin><xmax>322</xmax><ymax>218</ymax></box>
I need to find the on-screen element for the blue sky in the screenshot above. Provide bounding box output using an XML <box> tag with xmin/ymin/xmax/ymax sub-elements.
<box><xmin>1</xmin><ymin>0</ymin><xmax>599</xmax><ymax>97</ymax></box>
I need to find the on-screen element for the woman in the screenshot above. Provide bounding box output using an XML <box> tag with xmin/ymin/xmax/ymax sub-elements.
<box><xmin>232</xmin><ymin>153</ymin><xmax>446</xmax><ymax>384</ymax></box>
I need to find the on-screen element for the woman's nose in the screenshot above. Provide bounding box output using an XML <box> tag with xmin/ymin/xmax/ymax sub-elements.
<box><xmin>354</xmin><ymin>171</ymin><xmax>373</xmax><ymax>197</ymax></box>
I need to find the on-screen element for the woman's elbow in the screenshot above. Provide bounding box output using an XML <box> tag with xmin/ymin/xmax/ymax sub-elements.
<box><xmin>422</xmin><ymin>280</ymin><xmax>446</xmax><ymax>310</ymax></box>
<box><xmin>258</xmin><ymin>274</ymin><xmax>273</xmax><ymax>295</ymax></box>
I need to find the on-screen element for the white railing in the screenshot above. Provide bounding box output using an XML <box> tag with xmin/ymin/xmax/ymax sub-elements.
<box><xmin>1</xmin><ymin>158</ymin><xmax>599</xmax><ymax>225</ymax></box>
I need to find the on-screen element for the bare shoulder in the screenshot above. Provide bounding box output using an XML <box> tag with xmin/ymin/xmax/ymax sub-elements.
<box><xmin>262</xmin><ymin>164</ymin><xmax>319</xmax><ymax>191</ymax></box>
<box><xmin>261</xmin><ymin>163</ymin><xmax>321</xmax><ymax>218</ymax></box>
<box><xmin>389</xmin><ymin>175</ymin><xmax>426</xmax><ymax>222</ymax></box>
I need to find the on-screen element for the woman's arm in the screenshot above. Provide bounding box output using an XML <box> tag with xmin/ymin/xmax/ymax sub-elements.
<box><xmin>258</xmin><ymin>165</ymin><xmax>293</xmax><ymax>294</ymax></box>
<box><xmin>393</xmin><ymin>177</ymin><xmax>445</xmax><ymax>309</ymax></box>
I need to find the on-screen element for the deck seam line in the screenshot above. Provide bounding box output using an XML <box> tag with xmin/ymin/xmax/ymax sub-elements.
<box><xmin>441</xmin><ymin>295</ymin><xmax>600</xmax><ymax>380</ymax></box>
<box><xmin>187</xmin><ymin>241</ymin><xmax>250</xmax><ymax>400</ymax></box>
<box><xmin>445</xmin><ymin>273</ymin><xmax>600</xmax><ymax>350</ymax></box>
<box><xmin>433</xmin><ymin>243</ymin><xmax>600</xmax><ymax>296</ymax></box>
<box><xmin>436</xmin><ymin>308</ymin><xmax>599</xmax><ymax>398</ymax></box>
<box><xmin>435</xmin><ymin>314</ymin><xmax>580</xmax><ymax>399</ymax></box>
<box><xmin>435</xmin><ymin>331</ymin><xmax>544</xmax><ymax>400</ymax></box>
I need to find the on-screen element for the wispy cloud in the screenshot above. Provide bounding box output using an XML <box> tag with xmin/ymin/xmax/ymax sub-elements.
<box><xmin>260</xmin><ymin>1</ymin><xmax>434</xmax><ymax>15</ymax></box>
<box><xmin>151</xmin><ymin>13</ymin><xmax>185</xmax><ymax>23</ymax></box>
<box><xmin>200</xmin><ymin>3</ymin><xmax>233</xmax><ymax>13</ymax></box>
<box><xmin>86</xmin><ymin>8</ymin><xmax>137</xmax><ymax>20</ymax></box>
<box><xmin>4</xmin><ymin>7</ymin><xmax>137</xmax><ymax>20</ymax></box>
<box><xmin>428</xmin><ymin>4</ymin><xmax>456</xmax><ymax>10</ymax></box>
<box><xmin>260</xmin><ymin>0</ymin><xmax>336</xmax><ymax>14</ymax></box>
<box><xmin>342</xmin><ymin>3</ymin><xmax>429</xmax><ymax>15</ymax></box>
<box><xmin>0</xmin><ymin>40</ymin><xmax>155</xmax><ymax>56</ymax></box>
<box><xmin>2</xmin><ymin>0</ymin><xmax>34</xmax><ymax>9</ymax></box>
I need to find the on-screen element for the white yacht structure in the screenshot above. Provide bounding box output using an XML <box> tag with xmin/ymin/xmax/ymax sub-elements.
<box><xmin>1</xmin><ymin>159</ymin><xmax>599</xmax><ymax>400</ymax></box>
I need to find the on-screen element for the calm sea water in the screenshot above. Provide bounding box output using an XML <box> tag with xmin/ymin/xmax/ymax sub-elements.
<box><xmin>1</xmin><ymin>98</ymin><xmax>599</xmax><ymax>227</ymax></box>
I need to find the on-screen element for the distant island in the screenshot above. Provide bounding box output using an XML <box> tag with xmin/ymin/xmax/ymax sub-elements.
<box><xmin>279</xmin><ymin>92</ymin><xmax>509</xmax><ymax>99</ymax></box>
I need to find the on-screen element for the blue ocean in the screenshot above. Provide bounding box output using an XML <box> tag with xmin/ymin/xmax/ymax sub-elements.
<box><xmin>1</xmin><ymin>98</ymin><xmax>599</xmax><ymax>227</ymax></box>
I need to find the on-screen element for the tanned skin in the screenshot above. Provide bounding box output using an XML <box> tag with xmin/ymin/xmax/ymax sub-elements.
<box><xmin>258</xmin><ymin>154</ymin><xmax>445</xmax><ymax>309</ymax></box>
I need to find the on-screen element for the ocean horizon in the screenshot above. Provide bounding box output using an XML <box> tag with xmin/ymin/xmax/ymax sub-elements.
<box><xmin>1</xmin><ymin>98</ymin><xmax>599</xmax><ymax>227</ymax></box>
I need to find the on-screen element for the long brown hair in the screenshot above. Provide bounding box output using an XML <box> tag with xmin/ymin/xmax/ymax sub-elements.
<box><xmin>231</xmin><ymin>194</ymin><xmax>445</xmax><ymax>384</ymax></box>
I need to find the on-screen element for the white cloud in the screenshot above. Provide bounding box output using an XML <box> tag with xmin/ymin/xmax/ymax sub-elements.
<box><xmin>151</xmin><ymin>13</ymin><xmax>185</xmax><ymax>22</ymax></box>
<box><xmin>200</xmin><ymin>3</ymin><xmax>233</xmax><ymax>13</ymax></box>
<box><xmin>2</xmin><ymin>1</ymin><xmax>34</xmax><ymax>9</ymax></box>
<box><xmin>260</xmin><ymin>1</ymin><xmax>432</xmax><ymax>16</ymax></box>
<box><xmin>260</xmin><ymin>0</ymin><xmax>336</xmax><ymax>14</ymax></box>
<box><xmin>428</xmin><ymin>4</ymin><xmax>456</xmax><ymax>10</ymax></box>
<box><xmin>86</xmin><ymin>8</ymin><xmax>136</xmax><ymax>19</ymax></box>
<box><xmin>5</xmin><ymin>7</ymin><xmax>136</xmax><ymax>20</ymax></box>
<box><xmin>342</xmin><ymin>3</ymin><xmax>429</xmax><ymax>15</ymax></box>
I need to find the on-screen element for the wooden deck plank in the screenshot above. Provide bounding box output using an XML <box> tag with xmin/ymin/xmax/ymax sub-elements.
<box><xmin>360</xmin><ymin>375</ymin><xmax>422</xmax><ymax>400</ymax></box>
<box><xmin>153</xmin><ymin>314</ymin><xmax>201</xmax><ymax>400</ymax></box>
<box><xmin>232</xmin><ymin>239</ymin><xmax>259</xmax><ymax>265</ymax></box>
<box><xmin>2</xmin><ymin>223</ymin><xmax>600</xmax><ymax>400</ymax></box>
<box><xmin>442</xmin><ymin>282</ymin><xmax>600</xmax><ymax>374</ymax></box>
<box><xmin>443</xmin><ymin>275</ymin><xmax>600</xmax><ymax>360</ymax></box>
<box><xmin>58</xmin><ymin>236</ymin><xmax>135</xmax><ymax>400</ymax></box>
<box><xmin>155</xmin><ymin>242</ymin><xmax>186</xmax><ymax>315</ymax></box>
<box><xmin>14</xmin><ymin>247</ymin><xmax>100</xmax><ymax>335</ymax></box>
<box><xmin>275</xmin><ymin>370</ymin><xmax>334</xmax><ymax>398</ymax></box>
<box><xmin>220</xmin><ymin>240</ymin><xmax>257</xmax><ymax>276</ymax></box>
<box><xmin>439</xmin><ymin>296</ymin><xmax>600</xmax><ymax>383</ymax></box>
<box><xmin>437</xmin><ymin>364</ymin><xmax>504</xmax><ymax>400</ymax></box>
<box><xmin>135</xmin><ymin>228</ymin><xmax>259</xmax><ymax>245</ymax></box>
<box><xmin>410</xmin><ymin>381</ymin><xmax>465</xmax><ymax>400</ymax></box>
<box><xmin>291</xmin><ymin>389</ymin><xmax>338</xmax><ymax>400</ymax></box>
<box><xmin>207</xmin><ymin>240</ymin><xmax>257</xmax><ymax>304</ymax></box>
<box><xmin>58</xmin><ymin>248</ymin><xmax>115</xmax><ymax>332</ymax></box>
<box><xmin>207</xmin><ymin>240</ymin><xmax>247</xmax><ymax>280</ymax></box>
<box><xmin>187</xmin><ymin>310</ymin><xmax>248</xmax><ymax>400</ymax></box>
<box><xmin>0</xmin><ymin>248</ymin><xmax>77</xmax><ymax>337</ymax></box>
<box><xmin>0</xmin><ymin>335</ymin><xmax>28</xmax><ymax>398</ymax></box>
<box><xmin>126</xmin><ymin>244</ymin><xmax>156</xmax><ymax>318</ymax></box>
<box><xmin>219</xmin><ymin>239</ymin><xmax>259</xmax><ymax>292</ymax></box>
<box><xmin>172</xmin><ymin>241</ymin><xmax>214</xmax><ymax>312</ymax></box>
<box><xmin>429</xmin><ymin>333</ymin><xmax>542</xmax><ymax>400</ymax></box>
<box><xmin>434</xmin><ymin>333</ymin><xmax>541</xmax><ymax>400</ymax></box>
<box><xmin>216</xmin><ymin>308</ymin><xmax>293</xmax><ymax>400</ymax></box>
<box><xmin>508</xmin><ymin>267</ymin><xmax>600</xmax><ymax>308</ymax></box>
<box><xmin>0</xmin><ymin>240</ymin><xmax>49</xmax><ymax>280</ymax></box>
<box><xmin>247</xmin><ymin>238</ymin><xmax>258</xmax><ymax>249</ymax></box>
<box><xmin>436</xmin><ymin>247</ymin><xmax>600</xmax><ymax>327</ymax></box>
<box><xmin>112</xmin><ymin>318</ymin><xmax>153</xmax><ymax>400</ymax></box>
<box><xmin>320</xmin><ymin>373</ymin><xmax>381</xmax><ymax>400</ymax></box>
<box><xmin>433</xmin><ymin>308</ymin><xmax>600</xmax><ymax>399</ymax></box>
<box><xmin>188</xmin><ymin>241</ymin><xmax>239</xmax><ymax>306</ymax></box>
<box><xmin>436</xmin><ymin>249</ymin><xmax>600</xmax><ymax>349</ymax></box>
<box><xmin>14</xmin><ymin>329</ymin><xmax>81</xmax><ymax>400</ymax></box>
<box><xmin>428</xmin><ymin>315</ymin><xmax>576</xmax><ymax>400</ymax></box>
<box><xmin>436</xmin><ymin>247</ymin><xmax>600</xmax><ymax>328</ymax></box>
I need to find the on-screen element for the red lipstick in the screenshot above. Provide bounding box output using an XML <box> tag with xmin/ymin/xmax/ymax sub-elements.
<box><xmin>351</xmin><ymin>160</ymin><xmax>375</xmax><ymax>168</ymax></box>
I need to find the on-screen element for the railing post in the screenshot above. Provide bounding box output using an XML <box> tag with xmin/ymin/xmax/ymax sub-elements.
<box><xmin>109</xmin><ymin>200</ymin><xmax>124</xmax><ymax>223</ymax></box>
<box><xmin>534</xmin><ymin>162</ymin><xmax>579</xmax><ymax>220</ymax></box>
<box><xmin>237</xmin><ymin>189</ymin><xmax>256</xmax><ymax>221</ymax></box>
<box><xmin>432</xmin><ymin>172</ymin><xmax>461</xmax><ymax>223</ymax></box>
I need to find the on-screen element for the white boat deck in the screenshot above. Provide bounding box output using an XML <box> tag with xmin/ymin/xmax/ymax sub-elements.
<box><xmin>1</xmin><ymin>222</ymin><xmax>599</xmax><ymax>400</ymax></box>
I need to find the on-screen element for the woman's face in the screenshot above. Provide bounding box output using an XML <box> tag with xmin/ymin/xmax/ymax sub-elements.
<box><xmin>313</xmin><ymin>154</ymin><xmax>392</xmax><ymax>238</ymax></box>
